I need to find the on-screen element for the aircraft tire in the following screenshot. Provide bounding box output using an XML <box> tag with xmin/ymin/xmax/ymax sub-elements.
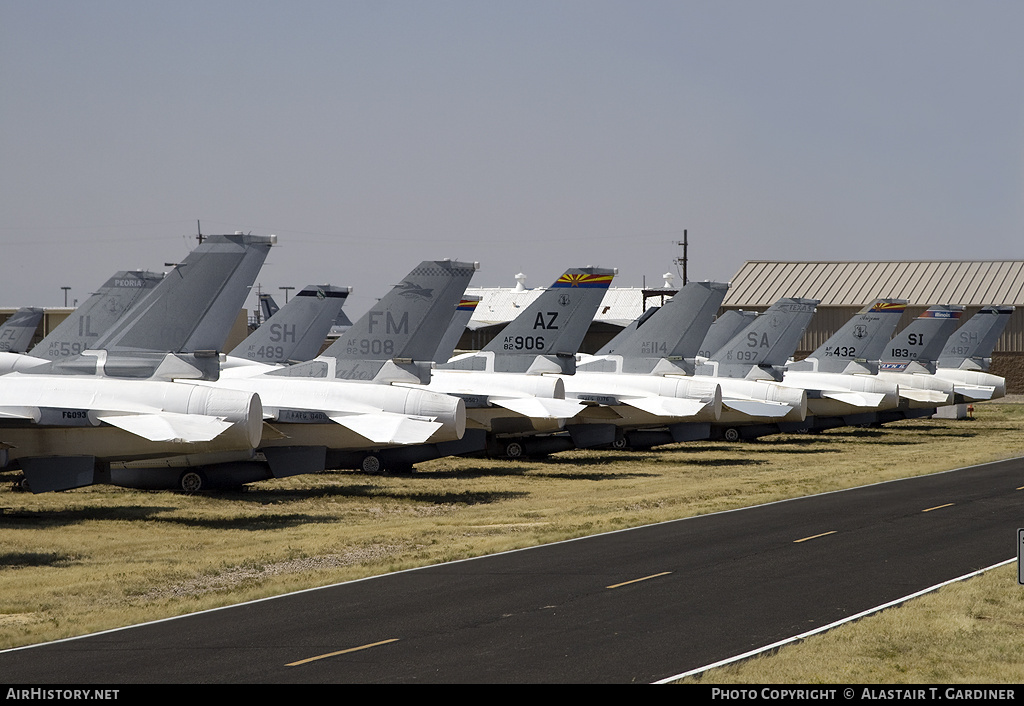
<box><xmin>610</xmin><ymin>437</ymin><xmax>628</xmax><ymax>450</ymax></box>
<box><xmin>503</xmin><ymin>441</ymin><xmax>524</xmax><ymax>459</ymax></box>
<box><xmin>723</xmin><ymin>427</ymin><xmax>741</xmax><ymax>443</ymax></box>
<box><xmin>179</xmin><ymin>470</ymin><xmax>206</xmax><ymax>493</ymax></box>
<box><xmin>361</xmin><ymin>454</ymin><xmax>384</xmax><ymax>475</ymax></box>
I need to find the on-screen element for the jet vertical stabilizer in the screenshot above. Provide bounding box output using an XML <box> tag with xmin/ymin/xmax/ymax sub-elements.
<box><xmin>875</xmin><ymin>305</ymin><xmax>964</xmax><ymax>407</ymax></box>
<box><xmin>274</xmin><ymin>260</ymin><xmax>480</xmax><ymax>385</ymax></box>
<box><xmin>580</xmin><ymin>281</ymin><xmax>729</xmax><ymax>375</ymax></box>
<box><xmin>226</xmin><ymin>285</ymin><xmax>351</xmax><ymax>371</ymax></box>
<box><xmin>696</xmin><ymin>310</ymin><xmax>758</xmax><ymax>361</ymax></box>
<box><xmin>434</xmin><ymin>296</ymin><xmax>481</xmax><ymax>364</ymax></box>
<box><xmin>789</xmin><ymin>299</ymin><xmax>908</xmax><ymax>375</ymax></box>
<box><xmin>442</xmin><ymin>267</ymin><xmax>615</xmax><ymax>376</ymax></box>
<box><xmin>0</xmin><ymin>307</ymin><xmax>43</xmax><ymax>354</ymax></box>
<box><xmin>937</xmin><ymin>305</ymin><xmax>1014</xmax><ymax>372</ymax></box>
<box><xmin>781</xmin><ymin>299</ymin><xmax>907</xmax><ymax>425</ymax></box>
<box><xmin>34</xmin><ymin>271</ymin><xmax>164</xmax><ymax>360</ymax></box>
<box><xmin>933</xmin><ymin>305</ymin><xmax>1014</xmax><ymax>402</ymax></box>
<box><xmin>698</xmin><ymin>298</ymin><xmax>819</xmax><ymax>381</ymax></box>
<box><xmin>0</xmin><ymin>271</ymin><xmax>165</xmax><ymax>375</ymax></box>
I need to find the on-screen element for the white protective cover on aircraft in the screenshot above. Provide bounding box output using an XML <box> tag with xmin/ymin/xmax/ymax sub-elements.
<box><xmin>0</xmin><ymin>373</ymin><xmax>263</xmax><ymax>461</ymax></box>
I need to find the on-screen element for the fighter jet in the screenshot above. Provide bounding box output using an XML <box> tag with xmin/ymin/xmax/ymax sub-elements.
<box><xmin>550</xmin><ymin>281</ymin><xmax>728</xmax><ymax>451</ymax></box>
<box><xmin>402</xmin><ymin>267</ymin><xmax>615</xmax><ymax>461</ymax></box>
<box><xmin>690</xmin><ymin>298</ymin><xmax>817</xmax><ymax>441</ymax></box>
<box><xmin>873</xmin><ymin>305</ymin><xmax>965</xmax><ymax>414</ymax></box>
<box><xmin>0</xmin><ymin>307</ymin><xmax>43</xmax><ymax>354</ymax></box>
<box><xmin>932</xmin><ymin>305</ymin><xmax>1013</xmax><ymax>402</ymax></box>
<box><xmin>780</xmin><ymin>299</ymin><xmax>905</xmax><ymax>430</ymax></box>
<box><xmin>0</xmin><ymin>233</ymin><xmax>274</xmax><ymax>492</ymax></box>
<box><xmin>116</xmin><ymin>260</ymin><xmax>478</xmax><ymax>489</ymax></box>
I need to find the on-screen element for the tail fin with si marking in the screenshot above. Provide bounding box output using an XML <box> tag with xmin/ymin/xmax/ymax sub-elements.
<box><xmin>879</xmin><ymin>305</ymin><xmax>964</xmax><ymax>374</ymax></box>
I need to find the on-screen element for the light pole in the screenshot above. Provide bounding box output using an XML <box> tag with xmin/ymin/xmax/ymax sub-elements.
<box><xmin>280</xmin><ymin>286</ymin><xmax>295</xmax><ymax>304</ymax></box>
<box><xmin>61</xmin><ymin>286</ymin><xmax>71</xmax><ymax>307</ymax></box>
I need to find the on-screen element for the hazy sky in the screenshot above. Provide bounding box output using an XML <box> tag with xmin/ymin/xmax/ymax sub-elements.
<box><xmin>3</xmin><ymin>1</ymin><xmax>1022</xmax><ymax>318</ymax></box>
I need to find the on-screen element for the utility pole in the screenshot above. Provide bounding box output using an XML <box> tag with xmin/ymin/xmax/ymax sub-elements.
<box><xmin>675</xmin><ymin>230</ymin><xmax>688</xmax><ymax>285</ymax></box>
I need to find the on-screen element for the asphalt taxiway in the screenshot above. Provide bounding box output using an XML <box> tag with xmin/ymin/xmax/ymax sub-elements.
<box><xmin>1</xmin><ymin>456</ymin><xmax>1020</xmax><ymax>683</ymax></box>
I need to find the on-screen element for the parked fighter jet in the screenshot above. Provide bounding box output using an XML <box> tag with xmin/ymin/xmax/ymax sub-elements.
<box><xmin>553</xmin><ymin>280</ymin><xmax>728</xmax><ymax>450</ymax></box>
<box><xmin>780</xmin><ymin>299</ymin><xmax>905</xmax><ymax>429</ymax></box>
<box><xmin>933</xmin><ymin>305</ymin><xmax>1013</xmax><ymax>402</ymax></box>
<box><xmin>112</xmin><ymin>260</ymin><xmax>477</xmax><ymax>489</ymax></box>
<box><xmin>412</xmin><ymin>267</ymin><xmax>615</xmax><ymax>460</ymax></box>
<box><xmin>0</xmin><ymin>234</ymin><xmax>274</xmax><ymax>492</ymax></box>
<box><xmin>0</xmin><ymin>307</ymin><xmax>43</xmax><ymax>353</ymax></box>
<box><xmin>874</xmin><ymin>305</ymin><xmax>964</xmax><ymax>411</ymax></box>
<box><xmin>692</xmin><ymin>298</ymin><xmax>817</xmax><ymax>441</ymax></box>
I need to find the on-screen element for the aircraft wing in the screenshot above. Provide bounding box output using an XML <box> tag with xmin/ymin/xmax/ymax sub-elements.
<box><xmin>96</xmin><ymin>412</ymin><xmax>235</xmax><ymax>443</ymax></box>
<box><xmin>951</xmin><ymin>384</ymin><xmax>996</xmax><ymax>401</ymax></box>
<box><xmin>722</xmin><ymin>399</ymin><xmax>794</xmax><ymax>418</ymax></box>
<box><xmin>489</xmin><ymin>397</ymin><xmax>587</xmax><ymax>419</ymax></box>
<box><xmin>897</xmin><ymin>388</ymin><xmax>950</xmax><ymax>403</ymax></box>
<box><xmin>327</xmin><ymin>412</ymin><xmax>443</xmax><ymax>445</ymax></box>
<box><xmin>819</xmin><ymin>390</ymin><xmax>888</xmax><ymax>408</ymax></box>
<box><xmin>620</xmin><ymin>396</ymin><xmax>710</xmax><ymax>418</ymax></box>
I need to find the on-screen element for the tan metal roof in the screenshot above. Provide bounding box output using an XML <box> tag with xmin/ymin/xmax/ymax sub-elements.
<box><xmin>723</xmin><ymin>261</ymin><xmax>1024</xmax><ymax>307</ymax></box>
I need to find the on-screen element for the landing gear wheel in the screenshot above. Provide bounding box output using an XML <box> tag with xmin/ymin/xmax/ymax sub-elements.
<box><xmin>503</xmin><ymin>441</ymin><xmax>524</xmax><ymax>459</ymax></box>
<box><xmin>610</xmin><ymin>437</ymin><xmax>628</xmax><ymax>450</ymax></box>
<box><xmin>179</xmin><ymin>470</ymin><xmax>206</xmax><ymax>493</ymax></box>
<box><xmin>723</xmin><ymin>427</ymin><xmax>741</xmax><ymax>442</ymax></box>
<box><xmin>361</xmin><ymin>454</ymin><xmax>384</xmax><ymax>475</ymax></box>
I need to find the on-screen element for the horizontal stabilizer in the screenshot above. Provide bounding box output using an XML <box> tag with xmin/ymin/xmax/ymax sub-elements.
<box><xmin>621</xmin><ymin>396</ymin><xmax>710</xmax><ymax>418</ymax></box>
<box><xmin>820</xmin><ymin>390</ymin><xmax>888</xmax><ymax>408</ymax></box>
<box><xmin>490</xmin><ymin>396</ymin><xmax>586</xmax><ymax>419</ymax></box>
<box><xmin>722</xmin><ymin>398</ymin><xmax>794</xmax><ymax>418</ymax></box>
<box><xmin>897</xmin><ymin>388</ymin><xmax>950</xmax><ymax>403</ymax></box>
<box><xmin>96</xmin><ymin>412</ymin><xmax>234</xmax><ymax>442</ymax></box>
<box><xmin>328</xmin><ymin>413</ymin><xmax>443</xmax><ymax>445</ymax></box>
<box><xmin>952</xmin><ymin>384</ymin><xmax>996</xmax><ymax>400</ymax></box>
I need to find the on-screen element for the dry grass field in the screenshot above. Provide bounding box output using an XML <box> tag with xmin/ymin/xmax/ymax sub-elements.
<box><xmin>3</xmin><ymin>401</ymin><xmax>1024</xmax><ymax>682</ymax></box>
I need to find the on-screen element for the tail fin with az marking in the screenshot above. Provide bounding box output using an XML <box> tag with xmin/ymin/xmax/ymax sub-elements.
<box><xmin>442</xmin><ymin>267</ymin><xmax>615</xmax><ymax>375</ymax></box>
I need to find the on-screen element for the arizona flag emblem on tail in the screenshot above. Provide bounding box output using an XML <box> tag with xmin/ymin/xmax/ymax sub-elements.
<box><xmin>553</xmin><ymin>273</ymin><xmax>614</xmax><ymax>288</ymax></box>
